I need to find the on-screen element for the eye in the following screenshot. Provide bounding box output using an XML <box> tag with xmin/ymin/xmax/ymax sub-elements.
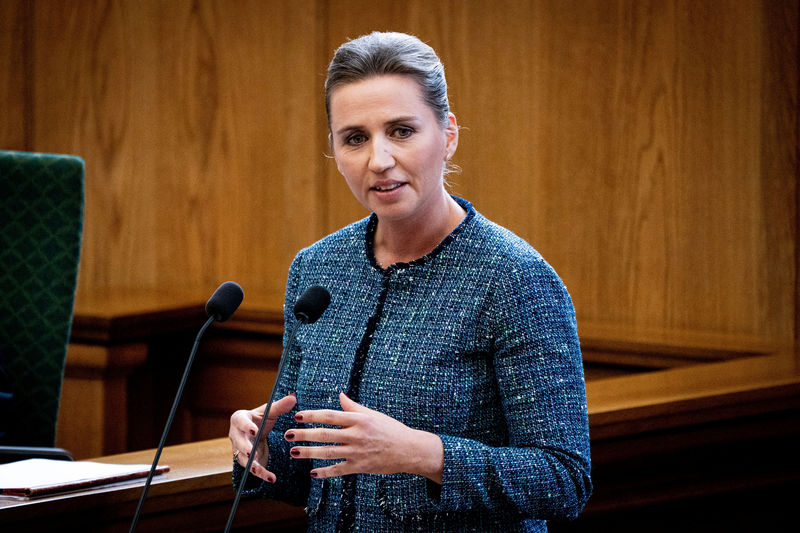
<box><xmin>392</xmin><ymin>126</ymin><xmax>414</xmax><ymax>139</ymax></box>
<box><xmin>345</xmin><ymin>133</ymin><xmax>367</xmax><ymax>146</ymax></box>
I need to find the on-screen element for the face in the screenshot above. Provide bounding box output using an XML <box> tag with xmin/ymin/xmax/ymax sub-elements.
<box><xmin>328</xmin><ymin>74</ymin><xmax>458</xmax><ymax>226</ymax></box>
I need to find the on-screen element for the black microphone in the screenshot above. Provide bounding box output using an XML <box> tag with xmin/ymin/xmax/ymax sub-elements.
<box><xmin>206</xmin><ymin>281</ymin><xmax>245</xmax><ymax>322</ymax></box>
<box><xmin>293</xmin><ymin>285</ymin><xmax>331</xmax><ymax>324</ymax></box>
<box><xmin>224</xmin><ymin>285</ymin><xmax>331</xmax><ymax>533</ymax></box>
<box><xmin>130</xmin><ymin>281</ymin><xmax>244</xmax><ymax>533</ymax></box>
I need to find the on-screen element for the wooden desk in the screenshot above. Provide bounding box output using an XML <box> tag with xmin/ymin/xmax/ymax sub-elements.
<box><xmin>562</xmin><ymin>353</ymin><xmax>800</xmax><ymax>532</ymax></box>
<box><xmin>58</xmin><ymin>290</ymin><xmax>800</xmax><ymax>530</ymax></box>
<box><xmin>61</xmin><ymin>289</ymin><xmax>786</xmax><ymax>459</ymax></box>
<box><xmin>10</xmin><ymin>357</ymin><xmax>800</xmax><ymax>532</ymax></box>
<box><xmin>0</xmin><ymin>438</ymin><xmax>307</xmax><ymax>532</ymax></box>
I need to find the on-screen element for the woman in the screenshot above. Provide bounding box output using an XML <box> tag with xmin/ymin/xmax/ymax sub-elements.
<box><xmin>229</xmin><ymin>31</ymin><xmax>592</xmax><ymax>532</ymax></box>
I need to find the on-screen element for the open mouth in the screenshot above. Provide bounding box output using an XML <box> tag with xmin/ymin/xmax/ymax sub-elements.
<box><xmin>371</xmin><ymin>183</ymin><xmax>405</xmax><ymax>192</ymax></box>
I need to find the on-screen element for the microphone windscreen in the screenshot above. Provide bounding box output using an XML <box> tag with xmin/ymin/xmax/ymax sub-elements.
<box><xmin>205</xmin><ymin>281</ymin><xmax>244</xmax><ymax>322</ymax></box>
<box><xmin>293</xmin><ymin>285</ymin><xmax>330</xmax><ymax>324</ymax></box>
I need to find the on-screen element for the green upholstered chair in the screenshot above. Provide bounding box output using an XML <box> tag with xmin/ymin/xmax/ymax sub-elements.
<box><xmin>0</xmin><ymin>150</ymin><xmax>84</xmax><ymax>462</ymax></box>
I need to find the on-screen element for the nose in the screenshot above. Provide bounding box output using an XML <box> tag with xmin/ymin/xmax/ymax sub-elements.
<box><xmin>368</xmin><ymin>138</ymin><xmax>395</xmax><ymax>173</ymax></box>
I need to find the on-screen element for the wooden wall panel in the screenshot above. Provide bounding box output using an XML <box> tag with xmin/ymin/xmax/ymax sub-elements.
<box><xmin>3</xmin><ymin>0</ymin><xmax>797</xmax><ymax>372</ymax></box>
<box><xmin>0</xmin><ymin>0</ymin><xmax>30</xmax><ymax>150</ymax></box>
<box><xmin>326</xmin><ymin>0</ymin><xmax>796</xmax><ymax>358</ymax></box>
<box><xmin>29</xmin><ymin>0</ymin><xmax>326</xmax><ymax>308</ymax></box>
<box><xmin>761</xmin><ymin>0</ymin><xmax>799</xmax><ymax>349</ymax></box>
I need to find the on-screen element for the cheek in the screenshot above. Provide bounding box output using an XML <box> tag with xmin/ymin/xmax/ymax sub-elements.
<box><xmin>335</xmin><ymin>158</ymin><xmax>363</xmax><ymax>194</ymax></box>
<box><xmin>333</xmin><ymin>152</ymin><xmax>352</xmax><ymax>179</ymax></box>
<box><xmin>419</xmin><ymin>146</ymin><xmax>448</xmax><ymax>179</ymax></box>
<box><xmin>336</xmin><ymin>157</ymin><xmax>353</xmax><ymax>176</ymax></box>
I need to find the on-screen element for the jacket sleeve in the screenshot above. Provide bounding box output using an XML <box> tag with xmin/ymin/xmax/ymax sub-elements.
<box><xmin>232</xmin><ymin>252</ymin><xmax>312</xmax><ymax>507</ymax></box>
<box><xmin>434</xmin><ymin>256</ymin><xmax>592</xmax><ymax>520</ymax></box>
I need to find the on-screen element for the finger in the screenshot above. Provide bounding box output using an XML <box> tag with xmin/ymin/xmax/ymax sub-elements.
<box><xmin>310</xmin><ymin>461</ymin><xmax>351</xmax><ymax>479</ymax></box>
<box><xmin>236</xmin><ymin>440</ymin><xmax>270</xmax><ymax>469</ymax></box>
<box><xmin>234</xmin><ymin>447</ymin><xmax>256</xmax><ymax>468</ymax></box>
<box><xmin>290</xmin><ymin>444</ymin><xmax>350</xmax><ymax>461</ymax></box>
<box><xmin>229</xmin><ymin>418</ymin><xmax>258</xmax><ymax>457</ymax></box>
<box><xmin>294</xmin><ymin>408</ymin><xmax>360</xmax><ymax>427</ymax></box>
<box><xmin>234</xmin><ymin>445</ymin><xmax>260</xmax><ymax>470</ymax></box>
<box><xmin>230</xmin><ymin>408</ymin><xmax>264</xmax><ymax>440</ymax></box>
<box><xmin>286</xmin><ymin>426</ymin><xmax>351</xmax><ymax>445</ymax></box>
<box><xmin>267</xmin><ymin>394</ymin><xmax>297</xmax><ymax>421</ymax></box>
<box><xmin>231</xmin><ymin>422</ymin><xmax>258</xmax><ymax>447</ymax></box>
<box><xmin>248</xmin><ymin>460</ymin><xmax>277</xmax><ymax>483</ymax></box>
<box><xmin>233</xmin><ymin>435</ymin><xmax>257</xmax><ymax>459</ymax></box>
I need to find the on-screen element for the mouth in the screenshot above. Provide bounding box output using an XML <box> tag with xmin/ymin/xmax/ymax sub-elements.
<box><xmin>371</xmin><ymin>182</ymin><xmax>405</xmax><ymax>192</ymax></box>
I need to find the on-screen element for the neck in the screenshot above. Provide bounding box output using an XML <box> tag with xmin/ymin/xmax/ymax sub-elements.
<box><xmin>372</xmin><ymin>193</ymin><xmax>466</xmax><ymax>268</ymax></box>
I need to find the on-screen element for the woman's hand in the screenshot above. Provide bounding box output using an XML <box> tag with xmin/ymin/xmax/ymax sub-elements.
<box><xmin>229</xmin><ymin>394</ymin><xmax>297</xmax><ymax>483</ymax></box>
<box><xmin>285</xmin><ymin>392</ymin><xmax>444</xmax><ymax>484</ymax></box>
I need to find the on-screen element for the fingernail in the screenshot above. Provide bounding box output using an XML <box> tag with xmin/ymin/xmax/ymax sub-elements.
<box><xmin>294</xmin><ymin>414</ymin><xmax>303</xmax><ymax>422</ymax></box>
<box><xmin>341</xmin><ymin>391</ymin><xmax>350</xmax><ymax>399</ymax></box>
<box><xmin>250</xmin><ymin>430</ymin><xmax>256</xmax><ymax>436</ymax></box>
<box><xmin>289</xmin><ymin>393</ymin><xmax>296</xmax><ymax>398</ymax></box>
<box><xmin>290</xmin><ymin>448</ymin><xmax>300</xmax><ymax>457</ymax></box>
<box><xmin>310</xmin><ymin>471</ymin><xmax>318</xmax><ymax>478</ymax></box>
<box><xmin>285</xmin><ymin>431</ymin><xmax>295</xmax><ymax>440</ymax></box>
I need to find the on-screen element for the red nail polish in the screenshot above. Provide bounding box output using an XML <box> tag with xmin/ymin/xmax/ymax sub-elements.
<box><xmin>290</xmin><ymin>448</ymin><xmax>300</xmax><ymax>457</ymax></box>
<box><xmin>285</xmin><ymin>431</ymin><xmax>295</xmax><ymax>440</ymax></box>
<box><xmin>295</xmin><ymin>414</ymin><xmax>303</xmax><ymax>422</ymax></box>
<box><xmin>310</xmin><ymin>471</ymin><xmax>318</xmax><ymax>478</ymax></box>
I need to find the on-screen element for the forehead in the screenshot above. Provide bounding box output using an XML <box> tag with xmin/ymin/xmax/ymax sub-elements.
<box><xmin>328</xmin><ymin>74</ymin><xmax>433</xmax><ymax>128</ymax></box>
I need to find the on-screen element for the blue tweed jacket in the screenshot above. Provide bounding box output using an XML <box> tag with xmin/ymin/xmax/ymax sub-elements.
<box><xmin>233</xmin><ymin>198</ymin><xmax>592</xmax><ymax>532</ymax></box>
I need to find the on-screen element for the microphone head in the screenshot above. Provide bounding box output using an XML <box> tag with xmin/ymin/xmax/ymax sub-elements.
<box><xmin>293</xmin><ymin>285</ymin><xmax>330</xmax><ymax>324</ymax></box>
<box><xmin>205</xmin><ymin>281</ymin><xmax>244</xmax><ymax>322</ymax></box>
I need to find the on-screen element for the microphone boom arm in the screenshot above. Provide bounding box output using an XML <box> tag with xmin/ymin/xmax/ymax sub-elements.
<box><xmin>130</xmin><ymin>314</ymin><xmax>215</xmax><ymax>532</ymax></box>
<box><xmin>224</xmin><ymin>316</ymin><xmax>303</xmax><ymax>532</ymax></box>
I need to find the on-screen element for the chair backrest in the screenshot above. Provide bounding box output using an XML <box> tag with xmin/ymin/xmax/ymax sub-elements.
<box><xmin>0</xmin><ymin>150</ymin><xmax>84</xmax><ymax>447</ymax></box>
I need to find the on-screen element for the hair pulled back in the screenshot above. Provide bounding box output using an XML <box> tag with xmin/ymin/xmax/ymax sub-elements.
<box><xmin>324</xmin><ymin>32</ymin><xmax>450</xmax><ymax>128</ymax></box>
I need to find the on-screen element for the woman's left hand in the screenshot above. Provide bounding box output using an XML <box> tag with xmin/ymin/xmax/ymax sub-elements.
<box><xmin>285</xmin><ymin>392</ymin><xmax>444</xmax><ymax>484</ymax></box>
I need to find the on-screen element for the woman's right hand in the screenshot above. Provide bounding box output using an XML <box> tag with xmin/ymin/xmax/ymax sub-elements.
<box><xmin>229</xmin><ymin>394</ymin><xmax>297</xmax><ymax>483</ymax></box>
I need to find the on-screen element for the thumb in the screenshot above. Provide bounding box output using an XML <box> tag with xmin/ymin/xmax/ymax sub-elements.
<box><xmin>339</xmin><ymin>391</ymin><xmax>369</xmax><ymax>413</ymax></box>
<box><xmin>268</xmin><ymin>393</ymin><xmax>298</xmax><ymax>420</ymax></box>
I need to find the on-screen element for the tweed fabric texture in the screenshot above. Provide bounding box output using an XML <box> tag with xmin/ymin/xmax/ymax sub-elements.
<box><xmin>0</xmin><ymin>150</ymin><xmax>84</xmax><ymax>447</ymax></box>
<box><xmin>233</xmin><ymin>197</ymin><xmax>592</xmax><ymax>532</ymax></box>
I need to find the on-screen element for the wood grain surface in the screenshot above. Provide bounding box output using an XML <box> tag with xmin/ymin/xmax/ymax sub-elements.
<box><xmin>1</xmin><ymin>0</ymin><xmax>797</xmax><ymax>367</ymax></box>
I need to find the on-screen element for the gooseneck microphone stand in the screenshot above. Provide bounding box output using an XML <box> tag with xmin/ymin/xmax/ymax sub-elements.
<box><xmin>128</xmin><ymin>315</ymin><xmax>215</xmax><ymax>533</ymax></box>
<box><xmin>223</xmin><ymin>314</ymin><xmax>306</xmax><ymax>533</ymax></box>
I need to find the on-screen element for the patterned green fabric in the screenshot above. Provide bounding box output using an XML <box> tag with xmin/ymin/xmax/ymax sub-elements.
<box><xmin>0</xmin><ymin>150</ymin><xmax>84</xmax><ymax>447</ymax></box>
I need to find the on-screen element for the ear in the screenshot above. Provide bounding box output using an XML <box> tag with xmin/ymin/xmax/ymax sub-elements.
<box><xmin>444</xmin><ymin>112</ymin><xmax>459</xmax><ymax>161</ymax></box>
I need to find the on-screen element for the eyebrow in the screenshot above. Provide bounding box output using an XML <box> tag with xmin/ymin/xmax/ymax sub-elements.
<box><xmin>334</xmin><ymin>116</ymin><xmax>420</xmax><ymax>137</ymax></box>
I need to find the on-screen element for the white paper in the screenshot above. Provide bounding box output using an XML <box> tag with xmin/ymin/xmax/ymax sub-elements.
<box><xmin>0</xmin><ymin>458</ymin><xmax>158</xmax><ymax>490</ymax></box>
